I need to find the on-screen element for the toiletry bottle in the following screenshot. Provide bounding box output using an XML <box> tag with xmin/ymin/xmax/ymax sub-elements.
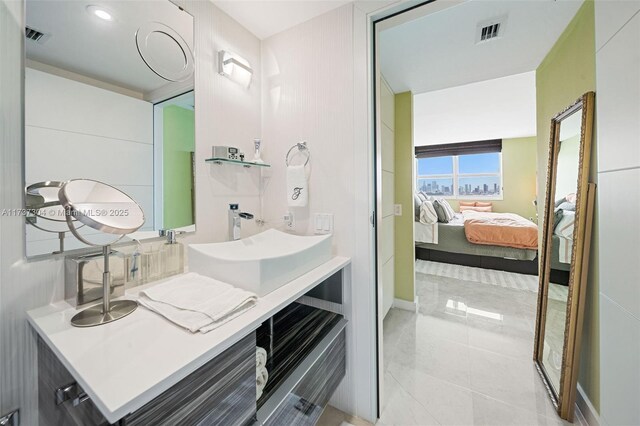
<box><xmin>162</xmin><ymin>230</ymin><xmax>184</xmax><ymax>278</ymax></box>
<box><xmin>253</xmin><ymin>138</ymin><xmax>264</xmax><ymax>163</ymax></box>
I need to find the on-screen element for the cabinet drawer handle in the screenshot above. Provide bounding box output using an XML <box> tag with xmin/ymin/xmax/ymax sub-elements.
<box><xmin>0</xmin><ymin>409</ymin><xmax>19</xmax><ymax>426</ymax></box>
<box><xmin>73</xmin><ymin>392</ymin><xmax>90</xmax><ymax>407</ymax></box>
<box><xmin>55</xmin><ymin>382</ymin><xmax>90</xmax><ymax>407</ymax></box>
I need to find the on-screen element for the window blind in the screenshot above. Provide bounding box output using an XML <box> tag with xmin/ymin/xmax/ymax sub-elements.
<box><xmin>415</xmin><ymin>139</ymin><xmax>502</xmax><ymax>158</ymax></box>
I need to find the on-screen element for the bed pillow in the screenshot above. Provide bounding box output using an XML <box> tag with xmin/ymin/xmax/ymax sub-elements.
<box><xmin>460</xmin><ymin>205</ymin><xmax>493</xmax><ymax>212</ymax></box>
<box><xmin>440</xmin><ymin>198</ymin><xmax>456</xmax><ymax>219</ymax></box>
<box><xmin>553</xmin><ymin>208</ymin><xmax>564</xmax><ymax>230</ymax></box>
<box><xmin>442</xmin><ymin>198</ymin><xmax>456</xmax><ymax>216</ymax></box>
<box><xmin>475</xmin><ymin>201</ymin><xmax>493</xmax><ymax>207</ymax></box>
<box><xmin>433</xmin><ymin>199</ymin><xmax>455</xmax><ymax>223</ymax></box>
<box><xmin>419</xmin><ymin>200</ymin><xmax>438</xmax><ymax>224</ymax></box>
<box><xmin>555</xmin><ymin>211</ymin><xmax>576</xmax><ymax>239</ymax></box>
<box><xmin>420</xmin><ymin>192</ymin><xmax>433</xmax><ymax>202</ymax></box>
<box><xmin>414</xmin><ymin>194</ymin><xmax>422</xmax><ymax>221</ymax></box>
<box><xmin>557</xmin><ymin>201</ymin><xmax>576</xmax><ymax>211</ymax></box>
<box><xmin>459</xmin><ymin>201</ymin><xmax>476</xmax><ymax>207</ymax></box>
<box><xmin>432</xmin><ymin>199</ymin><xmax>449</xmax><ymax>223</ymax></box>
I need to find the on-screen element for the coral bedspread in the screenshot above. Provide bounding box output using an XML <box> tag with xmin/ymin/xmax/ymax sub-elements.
<box><xmin>463</xmin><ymin>211</ymin><xmax>538</xmax><ymax>250</ymax></box>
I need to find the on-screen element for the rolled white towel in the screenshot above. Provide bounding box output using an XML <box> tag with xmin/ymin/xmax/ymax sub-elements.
<box><xmin>256</xmin><ymin>346</ymin><xmax>267</xmax><ymax>369</ymax></box>
<box><xmin>256</xmin><ymin>365</ymin><xmax>269</xmax><ymax>400</ymax></box>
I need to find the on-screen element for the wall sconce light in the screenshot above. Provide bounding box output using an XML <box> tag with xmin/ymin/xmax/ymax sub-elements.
<box><xmin>218</xmin><ymin>50</ymin><xmax>253</xmax><ymax>88</ymax></box>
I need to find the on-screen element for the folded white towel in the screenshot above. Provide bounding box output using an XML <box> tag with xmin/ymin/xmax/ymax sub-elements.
<box><xmin>286</xmin><ymin>165</ymin><xmax>308</xmax><ymax>207</ymax></box>
<box><xmin>256</xmin><ymin>365</ymin><xmax>269</xmax><ymax>399</ymax></box>
<box><xmin>256</xmin><ymin>346</ymin><xmax>267</xmax><ymax>369</ymax></box>
<box><xmin>138</xmin><ymin>272</ymin><xmax>257</xmax><ymax>333</ymax></box>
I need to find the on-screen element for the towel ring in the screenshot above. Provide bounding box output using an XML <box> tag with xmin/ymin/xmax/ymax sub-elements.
<box><xmin>285</xmin><ymin>141</ymin><xmax>310</xmax><ymax>167</ymax></box>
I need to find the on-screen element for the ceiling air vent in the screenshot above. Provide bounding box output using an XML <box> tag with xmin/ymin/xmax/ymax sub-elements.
<box><xmin>475</xmin><ymin>16</ymin><xmax>507</xmax><ymax>44</ymax></box>
<box><xmin>480</xmin><ymin>23</ymin><xmax>500</xmax><ymax>41</ymax></box>
<box><xmin>25</xmin><ymin>26</ymin><xmax>50</xmax><ymax>44</ymax></box>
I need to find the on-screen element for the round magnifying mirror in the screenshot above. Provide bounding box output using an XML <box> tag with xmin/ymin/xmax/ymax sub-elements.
<box><xmin>59</xmin><ymin>179</ymin><xmax>145</xmax><ymax>242</ymax></box>
<box><xmin>59</xmin><ymin>179</ymin><xmax>145</xmax><ymax>327</ymax></box>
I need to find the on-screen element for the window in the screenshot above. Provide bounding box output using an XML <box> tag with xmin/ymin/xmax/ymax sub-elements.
<box><xmin>416</xmin><ymin>152</ymin><xmax>503</xmax><ymax>199</ymax></box>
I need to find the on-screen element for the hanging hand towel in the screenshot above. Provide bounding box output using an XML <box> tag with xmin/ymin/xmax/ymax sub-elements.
<box><xmin>286</xmin><ymin>165</ymin><xmax>308</xmax><ymax>207</ymax></box>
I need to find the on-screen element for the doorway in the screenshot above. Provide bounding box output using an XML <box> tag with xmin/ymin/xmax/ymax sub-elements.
<box><xmin>373</xmin><ymin>1</ymin><xmax>585</xmax><ymax>423</ymax></box>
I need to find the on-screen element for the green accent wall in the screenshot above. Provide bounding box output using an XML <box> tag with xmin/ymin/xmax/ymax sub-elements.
<box><xmin>163</xmin><ymin>105</ymin><xmax>195</xmax><ymax>229</ymax></box>
<box><xmin>394</xmin><ymin>92</ymin><xmax>415</xmax><ymax>302</ymax></box>
<box><xmin>536</xmin><ymin>0</ymin><xmax>599</xmax><ymax>412</ymax></box>
<box><xmin>445</xmin><ymin>137</ymin><xmax>538</xmax><ymax>220</ymax></box>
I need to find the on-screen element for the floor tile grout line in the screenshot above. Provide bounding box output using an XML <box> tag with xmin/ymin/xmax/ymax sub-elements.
<box><xmin>386</xmin><ymin>357</ymin><xmax>559</xmax><ymax>425</ymax></box>
<box><xmin>386</xmin><ymin>369</ymin><xmax>443</xmax><ymax>426</ymax></box>
<box><xmin>466</xmin><ymin>387</ymin><xmax>562</xmax><ymax>423</ymax></box>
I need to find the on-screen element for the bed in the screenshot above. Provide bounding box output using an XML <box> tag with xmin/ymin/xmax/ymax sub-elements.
<box><xmin>415</xmin><ymin>212</ymin><xmax>539</xmax><ymax>276</ymax></box>
<box><xmin>549</xmin><ymin>235</ymin><xmax>571</xmax><ymax>285</ymax></box>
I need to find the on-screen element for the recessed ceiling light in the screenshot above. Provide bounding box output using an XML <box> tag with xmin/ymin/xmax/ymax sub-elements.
<box><xmin>87</xmin><ymin>5</ymin><xmax>113</xmax><ymax>21</ymax></box>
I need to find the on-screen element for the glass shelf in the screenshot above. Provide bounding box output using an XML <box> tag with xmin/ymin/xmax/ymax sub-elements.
<box><xmin>205</xmin><ymin>157</ymin><xmax>271</xmax><ymax>168</ymax></box>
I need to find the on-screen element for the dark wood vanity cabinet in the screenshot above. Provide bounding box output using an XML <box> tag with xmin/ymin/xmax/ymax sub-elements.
<box><xmin>38</xmin><ymin>334</ymin><xmax>258</xmax><ymax>426</ymax></box>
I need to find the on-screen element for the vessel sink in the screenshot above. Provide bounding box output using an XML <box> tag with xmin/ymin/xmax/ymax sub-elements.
<box><xmin>188</xmin><ymin>229</ymin><xmax>332</xmax><ymax>296</ymax></box>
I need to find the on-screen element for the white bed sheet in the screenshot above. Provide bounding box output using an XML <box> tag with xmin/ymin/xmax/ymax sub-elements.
<box><xmin>415</xmin><ymin>221</ymin><xmax>438</xmax><ymax>244</ymax></box>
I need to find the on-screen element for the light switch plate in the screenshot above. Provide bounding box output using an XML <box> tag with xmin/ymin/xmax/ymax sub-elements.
<box><xmin>314</xmin><ymin>213</ymin><xmax>333</xmax><ymax>235</ymax></box>
<box><xmin>394</xmin><ymin>204</ymin><xmax>402</xmax><ymax>216</ymax></box>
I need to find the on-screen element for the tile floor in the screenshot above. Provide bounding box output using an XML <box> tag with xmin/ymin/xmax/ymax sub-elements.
<box><xmin>377</xmin><ymin>263</ymin><xmax>574</xmax><ymax>426</ymax></box>
<box><xmin>318</xmin><ymin>262</ymin><xmax>578</xmax><ymax>426</ymax></box>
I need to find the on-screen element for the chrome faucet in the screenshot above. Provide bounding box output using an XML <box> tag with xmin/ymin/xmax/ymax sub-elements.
<box><xmin>229</xmin><ymin>204</ymin><xmax>254</xmax><ymax>241</ymax></box>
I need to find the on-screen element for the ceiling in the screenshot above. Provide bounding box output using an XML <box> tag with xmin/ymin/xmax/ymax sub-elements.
<box><xmin>26</xmin><ymin>0</ymin><xmax>194</xmax><ymax>95</ymax></box>
<box><xmin>413</xmin><ymin>71</ymin><xmax>536</xmax><ymax>146</ymax></box>
<box><xmin>379</xmin><ymin>0</ymin><xmax>584</xmax><ymax>94</ymax></box>
<box><xmin>213</xmin><ymin>0</ymin><xmax>351</xmax><ymax>39</ymax></box>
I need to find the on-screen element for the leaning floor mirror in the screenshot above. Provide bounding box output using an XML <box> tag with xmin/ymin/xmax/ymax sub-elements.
<box><xmin>534</xmin><ymin>92</ymin><xmax>596</xmax><ymax>421</ymax></box>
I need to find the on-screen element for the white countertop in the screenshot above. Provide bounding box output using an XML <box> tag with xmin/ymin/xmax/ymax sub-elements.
<box><xmin>27</xmin><ymin>256</ymin><xmax>350</xmax><ymax>423</ymax></box>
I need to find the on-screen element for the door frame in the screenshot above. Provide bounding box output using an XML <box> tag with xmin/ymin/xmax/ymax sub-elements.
<box><xmin>368</xmin><ymin>0</ymin><xmax>465</xmax><ymax>418</ymax></box>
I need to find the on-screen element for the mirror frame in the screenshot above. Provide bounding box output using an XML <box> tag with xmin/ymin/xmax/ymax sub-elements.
<box><xmin>533</xmin><ymin>91</ymin><xmax>596</xmax><ymax>421</ymax></box>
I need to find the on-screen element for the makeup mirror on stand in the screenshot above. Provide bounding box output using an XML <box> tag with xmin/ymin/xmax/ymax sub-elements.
<box><xmin>57</xmin><ymin>179</ymin><xmax>145</xmax><ymax>327</ymax></box>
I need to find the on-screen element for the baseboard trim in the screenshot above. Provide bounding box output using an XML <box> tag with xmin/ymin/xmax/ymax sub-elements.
<box><xmin>576</xmin><ymin>384</ymin><xmax>600</xmax><ymax>426</ymax></box>
<box><xmin>393</xmin><ymin>297</ymin><xmax>418</xmax><ymax>312</ymax></box>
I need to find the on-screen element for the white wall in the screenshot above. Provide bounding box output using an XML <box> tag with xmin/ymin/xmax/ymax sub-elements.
<box><xmin>595</xmin><ymin>2</ymin><xmax>640</xmax><ymax>425</ymax></box>
<box><xmin>413</xmin><ymin>71</ymin><xmax>537</xmax><ymax>146</ymax></box>
<box><xmin>0</xmin><ymin>1</ymin><xmax>262</xmax><ymax>423</ymax></box>
<box><xmin>261</xmin><ymin>3</ymin><xmax>376</xmax><ymax>420</ymax></box>
<box><xmin>379</xmin><ymin>77</ymin><xmax>395</xmax><ymax>318</ymax></box>
<box><xmin>184</xmin><ymin>0</ymin><xmax>263</xmax><ymax>247</ymax></box>
<box><xmin>25</xmin><ymin>68</ymin><xmax>154</xmax><ymax>255</ymax></box>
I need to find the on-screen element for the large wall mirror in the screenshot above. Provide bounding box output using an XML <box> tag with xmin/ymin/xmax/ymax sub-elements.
<box><xmin>534</xmin><ymin>92</ymin><xmax>596</xmax><ymax>421</ymax></box>
<box><xmin>24</xmin><ymin>0</ymin><xmax>195</xmax><ymax>257</ymax></box>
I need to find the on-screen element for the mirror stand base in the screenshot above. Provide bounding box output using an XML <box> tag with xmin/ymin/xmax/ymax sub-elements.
<box><xmin>70</xmin><ymin>300</ymin><xmax>137</xmax><ymax>327</ymax></box>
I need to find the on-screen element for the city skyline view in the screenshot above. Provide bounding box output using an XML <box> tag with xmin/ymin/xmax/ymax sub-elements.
<box><xmin>417</xmin><ymin>153</ymin><xmax>502</xmax><ymax>197</ymax></box>
<box><xmin>417</xmin><ymin>178</ymin><xmax>501</xmax><ymax>196</ymax></box>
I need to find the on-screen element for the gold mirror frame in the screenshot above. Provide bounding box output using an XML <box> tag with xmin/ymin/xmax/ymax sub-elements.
<box><xmin>533</xmin><ymin>91</ymin><xmax>596</xmax><ymax>421</ymax></box>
